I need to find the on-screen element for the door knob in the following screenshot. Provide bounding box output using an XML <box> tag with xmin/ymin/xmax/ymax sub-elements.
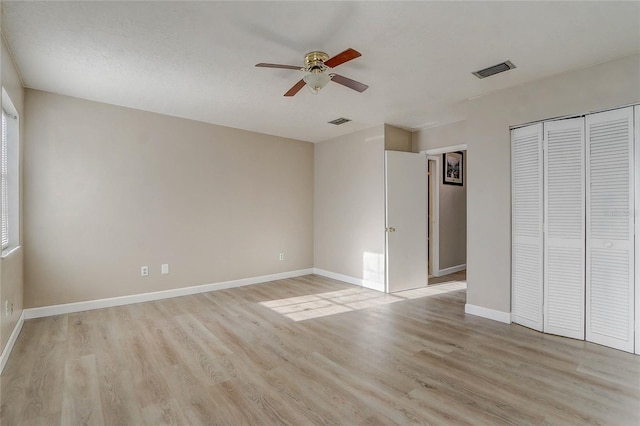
<box><xmin>604</xmin><ymin>241</ymin><xmax>613</xmax><ymax>248</ymax></box>
<box><xmin>387</xmin><ymin>227</ymin><xmax>396</xmax><ymax>232</ymax></box>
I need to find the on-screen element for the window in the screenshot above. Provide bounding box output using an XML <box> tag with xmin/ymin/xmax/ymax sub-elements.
<box><xmin>1</xmin><ymin>88</ymin><xmax>19</xmax><ymax>255</ymax></box>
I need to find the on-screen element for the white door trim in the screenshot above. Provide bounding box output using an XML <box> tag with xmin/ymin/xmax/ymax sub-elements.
<box><xmin>426</xmin><ymin>155</ymin><xmax>440</xmax><ymax>277</ymax></box>
<box><xmin>423</xmin><ymin>144</ymin><xmax>468</xmax><ymax>156</ymax></box>
<box><xmin>422</xmin><ymin>144</ymin><xmax>467</xmax><ymax>277</ymax></box>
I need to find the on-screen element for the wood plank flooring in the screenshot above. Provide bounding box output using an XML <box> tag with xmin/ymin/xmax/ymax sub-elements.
<box><xmin>1</xmin><ymin>274</ymin><xmax>639</xmax><ymax>425</ymax></box>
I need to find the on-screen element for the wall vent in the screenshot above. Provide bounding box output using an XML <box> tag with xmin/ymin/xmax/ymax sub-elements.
<box><xmin>472</xmin><ymin>60</ymin><xmax>516</xmax><ymax>79</ymax></box>
<box><xmin>328</xmin><ymin>117</ymin><xmax>351</xmax><ymax>125</ymax></box>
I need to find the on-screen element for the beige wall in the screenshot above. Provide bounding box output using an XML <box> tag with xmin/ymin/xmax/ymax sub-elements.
<box><xmin>415</xmin><ymin>54</ymin><xmax>640</xmax><ymax>313</ymax></box>
<box><xmin>384</xmin><ymin>124</ymin><xmax>412</xmax><ymax>152</ymax></box>
<box><xmin>413</xmin><ymin>120</ymin><xmax>466</xmax><ymax>153</ymax></box>
<box><xmin>1</xmin><ymin>36</ymin><xmax>25</xmax><ymax>354</ymax></box>
<box><xmin>314</xmin><ymin>125</ymin><xmax>386</xmax><ymax>290</ymax></box>
<box><xmin>438</xmin><ymin>150</ymin><xmax>466</xmax><ymax>269</ymax></box>
<box><xmin>23</xmin><ymin>90</ymin><xmax>314</xmax><ymax>308</ymax></box>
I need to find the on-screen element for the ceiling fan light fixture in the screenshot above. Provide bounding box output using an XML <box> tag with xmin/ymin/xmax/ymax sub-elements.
<box><xmin>303</xmin><ymin>72</ymin><xmax>331</xmax><ymax>94</ymax></box>
<box><xmin>257</xmin><ymin>48</ymin><xmax>366</xmax><ymax>97</ymax></box>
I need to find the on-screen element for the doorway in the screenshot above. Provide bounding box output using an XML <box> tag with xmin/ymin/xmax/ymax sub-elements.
<box><xmin>423</xmin><ymin>146</ymin><xmax>467</xmax><ymax>281</ymax></box>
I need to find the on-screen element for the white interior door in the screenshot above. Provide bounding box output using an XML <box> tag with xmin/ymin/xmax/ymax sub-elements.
<box><xmin>385</xmin><ymin>150</ymin><xmax>427</xmax><ymax>293</ymax></box>
<box><xmin>586</xmin><ymin>106</ymin><xmax>635</xmax><ymax>353</ymax></box>
<box><xmin>511</xmin><ymin>123</ymin><xmax>544</xmax><ymax>331</ymax></box>
<box><xmin>543</xmin><ymin>118</ymin><xmax>585</xmax><ymax>339</ymax></box>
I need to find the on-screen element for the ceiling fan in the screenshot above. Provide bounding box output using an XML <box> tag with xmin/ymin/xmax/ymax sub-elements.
<box><xmin>256</xmin><ymin>48</ymin><xmax>369</xmax><ymax>96</ymax></box>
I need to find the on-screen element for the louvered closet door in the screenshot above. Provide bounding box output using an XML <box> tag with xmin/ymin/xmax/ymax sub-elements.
<box><xmin>586</xmin><ymin>107</ymin><xmax>635</xmax><ymax>353</ymax></box>
<box><xmin>512</xmin><ymin>123</ymin><xmax>544</xmax><ymax>331</ymax></box>
<box><xmin>544</xmin><ymin>118</ymin><xmax>585</xmax><ymax>339</ymax></box>
<box><xmin>635</xmin><ymin>105</ymin><xmax>640</xmax><ymax>355</ymax></box>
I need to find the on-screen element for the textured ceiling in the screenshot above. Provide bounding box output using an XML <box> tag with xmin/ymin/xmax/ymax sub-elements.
<box><xmin>2</xmin><ymin>1</ymin><xmax>639</xmax><ymax>143</ymax></box>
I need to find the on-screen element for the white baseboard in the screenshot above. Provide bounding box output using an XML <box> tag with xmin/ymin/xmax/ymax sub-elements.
<box><xmin>465</xmin><ymin>303</ymin><xmax>511</xmax><ymax>324</ymax></box>
<box><xmin>23</xmin><ymin>268</ymin><xmax>314</xmax><ymax>320</ymax></box>
<box><xmin>313</xmin><ymin>268</ymin><xmax>363</xmax><ymax>287</ymax></box>
<box><xmin>0</xmin><ymin>310</ymin><xmax>25</xmax><ymax>374</ymax></box>
<box><xmin>434</xmin><ymin>264</ymin><xmax>466</xmax><ymax>277</ymax></box>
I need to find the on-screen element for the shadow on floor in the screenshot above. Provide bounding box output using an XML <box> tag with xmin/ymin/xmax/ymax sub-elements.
<box><xmin>429</xmin><ymin>269</ymin><xmax>466</xmax><ymax>286</ymax></box>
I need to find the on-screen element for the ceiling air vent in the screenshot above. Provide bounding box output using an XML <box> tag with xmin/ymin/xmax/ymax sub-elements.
<box><xmin>472</xmin><ymin>60</ymin><xmax>516</xmax><ymax>79</ymax></box>
<box><xmin>328</xmin><ymin>117</ymin><xmax>352</xmax><ymax>125</ymax></box>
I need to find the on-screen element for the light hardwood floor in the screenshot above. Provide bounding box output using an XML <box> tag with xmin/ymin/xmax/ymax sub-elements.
<box><xmin>428</xmin><ymin>270</ymin><xmax>466</xmax><ymax>285</ymax></box>
<box><xmin>1</xmin><ymin>274</ymin><xmax>639</xmax><ymax>425</ymax></box>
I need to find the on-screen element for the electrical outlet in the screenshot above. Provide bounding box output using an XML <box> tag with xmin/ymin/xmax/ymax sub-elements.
<box><xmin>161</xmin><ymin>264</ymin><xmax>169</xmax><ymax>275</ymax></box>
<box><xmin>9</xmin><ymin>302</ymin><xmax>13</xmax><ymax>316</ymax></box>
<box><xmin>141</xmin><ymin>266</ymin><xmax>149</xmax><ymax>277</ymax></box>
<box><xmin>279</xmin><ymin>253</ymin><xmax>284</xmax><ymax>261</ymax></box>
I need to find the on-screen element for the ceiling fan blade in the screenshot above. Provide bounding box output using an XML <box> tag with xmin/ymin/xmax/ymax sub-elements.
<box><xmin>331</xmin><ymin>74</ymin><xmax>369</xmax><ymax>93</ymax></box>
<box><xmin>256</xmin><ymin>63</ymin><xmax>303</xmax><ymax>70</ymax></box>
<box><xmin>284</xmin><ymin>79</ymin><xmax>306</xmax><ymax>97</ymax></box>
<box><xmin>324</xmin><ymin>48</ymin><xmax>361</xmax><ymax>68</ymax></box>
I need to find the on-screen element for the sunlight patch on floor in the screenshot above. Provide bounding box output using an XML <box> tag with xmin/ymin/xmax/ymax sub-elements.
<box><xmin>260</xmin><ymin>281</ymin><xmax>466</xmax><ymax>321</ymax></box>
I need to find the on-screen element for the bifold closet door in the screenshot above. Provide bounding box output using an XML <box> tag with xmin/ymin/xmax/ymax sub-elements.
<box><xmin>586</xmin><ymin>106</ymin><xmax>635</xmax><ymax>353</ymax></box>
<box><xmin>543</xmin><ymin>118</ymin><xmax>585</xmax><ymax>339</ymax></box>
<box><xmin>511</xmin><ymin>123</ymin><xmax>544</xmax><ymax>331</ymax></box>
<box><xmin>636</xmin><ymin>105</ymin><xmax>640</xmax><ymax>356</ymax></box>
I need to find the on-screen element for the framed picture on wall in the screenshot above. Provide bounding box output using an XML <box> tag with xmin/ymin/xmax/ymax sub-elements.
<box><xmin>443</xmin><ymin>151</ymin><xmax>463</xmax><ymax>186</ymax></box>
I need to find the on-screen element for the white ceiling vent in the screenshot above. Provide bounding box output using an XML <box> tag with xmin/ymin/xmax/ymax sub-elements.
<box><xmin>328</xmin><ymin>117</ymin><xmax>352</xmax><ymax>125</ymax></box>
<box><xmin>472</xmin><ymin>60</ymin><xmax>516</xmax><ymax>79</ymax></box>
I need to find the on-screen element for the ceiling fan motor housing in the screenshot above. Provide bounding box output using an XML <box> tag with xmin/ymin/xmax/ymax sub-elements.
<box><xmin>304</xmin><ymin>51</ymin><xmax>329</xmax><ymax>72</ymax></box>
